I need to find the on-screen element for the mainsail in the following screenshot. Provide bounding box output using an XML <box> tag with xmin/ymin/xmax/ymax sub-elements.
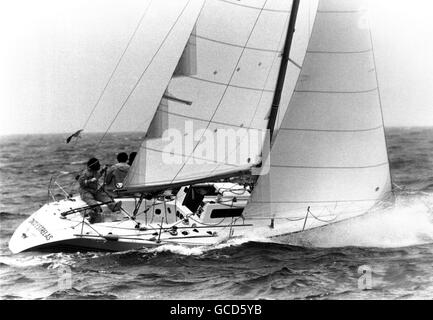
<box><xmin>125</xmin><ymin>0</ymin><xmax>317</xmax><ymax>193</ymax></box>
<box><xmin>244</xmin><ymin>0</ymin><xmax>392</xmax><ymax>230</ymax></box>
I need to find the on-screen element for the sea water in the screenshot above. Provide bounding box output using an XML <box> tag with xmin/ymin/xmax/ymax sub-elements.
<box><xmin>1</xmin><ymin>128</ymin><xmax>433</xmax><ymax>299</ymax></box>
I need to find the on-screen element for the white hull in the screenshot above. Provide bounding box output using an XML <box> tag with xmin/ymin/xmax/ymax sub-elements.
<box><xmin>9</xmin><ymin>186</ymin><xmax>385</xmax><ymax>254</ymax></box>
<box><xmin>8</xmin><ymin>200</ymin><xmax>228</xmax><ymax>253</ymax></box>
<box><xmin>9</xmin><ymin>184</ymin><xmax>252</xmax><ymax>253</ymax></box>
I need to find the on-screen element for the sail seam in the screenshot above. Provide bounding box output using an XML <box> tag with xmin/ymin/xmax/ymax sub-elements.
<box><xmin>317</xmin><ymin>10</ymin><xmax>366</xmax><ymax>14</ymax></box>
<box><xmin>186</xmin><ymin>75</ymin><xmax>275</xmax><ymax>92</ymax></box>
<box><xmin>169</xmin><ymin>0</ymin><xmax>271</xmax><ymax>184</ymax></box>
<box><xmin>294</xmin><ymin>87</ymin><xmax>378</xmax><ymax>94</ymax></box>
<box><xmin>217</xmin><ymin>0</ymin><xmax>290</xmax><ymax>13</ymax></box>
<box><xmin>205</xmin><ymin>1</ymin><xmax>294</xmax><ymax>180</ymax></box>
<box><xmin>192</xmin><ymin>33</ymin><xmax>283</xmax><ymax>53</ymax></box>
<box><xmin>270</xmin><ymin>162</ymin><xmax>389</xmax><ymax>169</ymax></box>
<box><xmin>306</xmin><ymin>49</ymin><xmax>373</xmax><ymax>54</ymax></box>
<box><xmin>278</xmin><ymin>125</ymin><xmax>383</xmax><ymax>133</ymax></box>
<box><xmin>156</xmin><ymin>109</ymin><xmax>263</xmax><ymax>130</ymax></box>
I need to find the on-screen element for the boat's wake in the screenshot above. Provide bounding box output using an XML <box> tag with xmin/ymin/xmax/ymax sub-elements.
<box><xmin>141</xmin><ymin>235</ymin><xmax>270</xmax><ymax>257</ymax></box>
<box><xmin>87</xmin><ymin>190</ymin><xmax>433</xmax><ymax>258</ymax></box>
<box><xmin>146</xmin><ymin>244</ymin><xmax>208</xmax><ymax>256</ymax></box>
<box><xmin>132</xmin><ymin>191</ymin><xmax>433</xmax><ymax>256</ymax></box>
<box><xmin>274</xmin><ymin>191</ymin><xmax>433</xmax><ymax>248</ymax></box>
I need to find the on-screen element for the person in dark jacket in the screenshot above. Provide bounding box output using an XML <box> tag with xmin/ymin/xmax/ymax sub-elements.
<box><xmin>78</xmin><ymin>157</ymin><xmax>122</xmax><ymax>223</ymax></box>
<box><xmin>104</xmin><ymin>152</ymin><xmax>130</xmax><ymax>196</ymax></box>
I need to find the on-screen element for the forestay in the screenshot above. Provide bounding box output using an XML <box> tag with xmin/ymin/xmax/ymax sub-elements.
<box><xmin>244</xmin><ymin>0</ymin><xmax>392</xmax><ymax>227</ymax></box>
<box><xmin>126</xmin><ymin>0</ymin><xmax>309</xmax><ymax>192</ymax></box>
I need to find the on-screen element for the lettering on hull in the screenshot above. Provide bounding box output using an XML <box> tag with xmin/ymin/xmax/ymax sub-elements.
<box><xmin>29</xmin><ymin>218</ymin><xmax>53</xmax><ymax>241</ymax></box>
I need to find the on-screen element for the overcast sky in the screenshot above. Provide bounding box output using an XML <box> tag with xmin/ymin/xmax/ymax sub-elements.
<box><xmin>0</xmin><ymin>0</ymin><xmax>432</xmax><ymax>135</ymax></box>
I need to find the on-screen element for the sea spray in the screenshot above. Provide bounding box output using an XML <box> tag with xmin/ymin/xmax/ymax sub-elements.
<box><xmin>147</xmin><ymin>244</ymin><xmax>206</xmax><ymax>256</ymax></box>
<box><xmin>276</xmin><ymin>192</ymin><xmax>433</xmax><ymax>248</ymax></box>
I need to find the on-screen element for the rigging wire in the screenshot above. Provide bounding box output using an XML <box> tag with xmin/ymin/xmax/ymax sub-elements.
<box><xmin>79</xmin><ymin>0</ymin><xmax>154</xmax><ymax>139</ymax></box>
<box><xmin>168</xmin><ymin>0</ymin><xmax>271</xmax><ymax>184</ymax></box>
<box><xmin>207</xmin><ymin>2</ymin><xmax>292</xmax><ymax>179</ymax></box>
<box><xmin>96</xmin><ymin>0</ymin><xmax>194</xmax><ymax>147</ymax></box>
<box><xmin>306</xmin><ymin>207</ymin><xmax>337</xmax><ymax>223</ymax></box>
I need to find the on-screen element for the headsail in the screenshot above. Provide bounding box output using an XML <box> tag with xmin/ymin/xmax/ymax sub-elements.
<box><xmin>244</xmin><ymin>0</ymin><xmax>392</xmax><ymax>229</ymax></box>
<box><xmin>125</xmin><ymin>0</ymin><xmax>310</xmax><ymax>193</ymax></box>
<box><xmin>85</xmin><ymin>0</ymin><xmax>205</xmax><ymax>134</ymax></box>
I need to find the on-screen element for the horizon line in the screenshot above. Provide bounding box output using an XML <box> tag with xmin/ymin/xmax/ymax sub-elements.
<box><xmin>1</xmin><ymin>125</ymin><xmax>433</xmax><ymax>137</ymax></box>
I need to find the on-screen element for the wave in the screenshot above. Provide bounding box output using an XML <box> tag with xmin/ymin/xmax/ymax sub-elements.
<box><xmin>135</xmin><ymin>235</ymin><xmax>292</xmax><ymax>257</ymax></box>
<box><xmin>421</xmin><ymin>183</ymin><xmax>433</xmax><ymax>192</ymax></box>
<box><xmin>45</xmin><ymin>288</ymin><xmax>118</xmax><ymax>300</ymax></box>
<box><xmin>147</xmin><ymin>243</ymin><xmax>207</xmax><ymax>256</ymax></box>
<box><xmin>0</xmin><ymin>294</ymin><xmax>23</xmax><ymax>300</ymax></box>
<box><xmin>0</xmin><ymin>211</ymin><xmax>28</xmax><ymax>219</ymax></box>
<box><xmin>275</xmin><ymin>191</ymin><xmax>433</xmax><ymax>248</ymax></box>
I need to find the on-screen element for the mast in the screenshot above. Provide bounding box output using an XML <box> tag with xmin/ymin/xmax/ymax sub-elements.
<box><xmin>267</xmin><ymin>0</ymin><xmax>300</xmax><ymax>146</ymax></box>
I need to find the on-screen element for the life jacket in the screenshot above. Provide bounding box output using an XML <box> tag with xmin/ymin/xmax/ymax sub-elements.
<box><xmin>105</xmin><ymin>162</ymin><xmax>130</xmax><ymax>191</ymax></box>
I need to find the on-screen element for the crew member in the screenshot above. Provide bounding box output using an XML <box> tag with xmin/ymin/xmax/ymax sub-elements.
<box><xmin>104</xmin><ymin>152</ymin><xmax>130</xmax><ymax>196</ymax></box>
<box><xmin>78</xmin><ymin>157</ymin><xmax>122</xmax><ymax>223</ymax></box>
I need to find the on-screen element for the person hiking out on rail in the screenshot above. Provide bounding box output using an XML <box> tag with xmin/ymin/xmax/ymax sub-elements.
<box><xmin>78</xmin><ymin>157</ymin><xmax>122</xmax><ymax>224</ymax></box>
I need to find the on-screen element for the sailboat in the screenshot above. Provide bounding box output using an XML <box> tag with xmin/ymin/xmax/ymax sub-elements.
<box><xmin>9</xmin><ymin>0</ymin><xmax>393</xmax><ymax>254</ymax></box>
